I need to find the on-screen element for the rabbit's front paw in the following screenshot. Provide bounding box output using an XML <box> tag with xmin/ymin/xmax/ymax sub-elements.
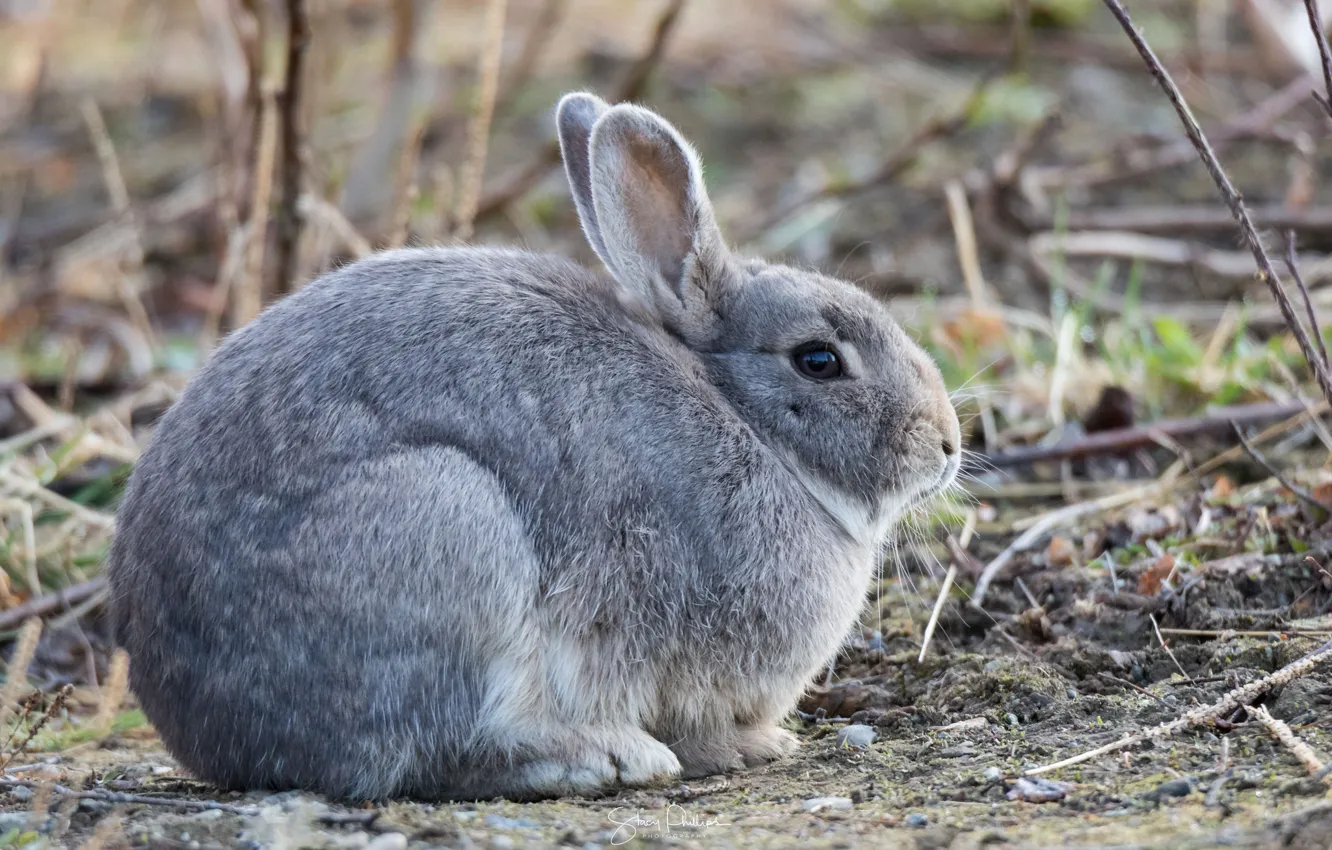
<box><xmin>520</xmin><ymin>726</ymin><xmax>680</xmax><ymax>797</ymax></box>
<box><xmin>736</xmin><ymin>726</ymin><xmax>799</xmax><ymax>767</ymax></box>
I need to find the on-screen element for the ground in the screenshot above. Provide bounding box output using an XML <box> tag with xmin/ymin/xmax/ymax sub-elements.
<box><xmin>2</xmin><ymin>0</ymin><xmax>1332</xmax><ymax>847</ymax></box>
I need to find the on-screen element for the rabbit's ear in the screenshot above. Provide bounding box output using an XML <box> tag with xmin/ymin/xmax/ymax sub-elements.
<box><xmin>587</xmin><ymin>103</ymin><xmax>729</xmax><ymax>328</ymax></box>
<box><xmin>556</xmin><ymin>92</ymin><xmax>613</xmax><ymax>266</ymax></box>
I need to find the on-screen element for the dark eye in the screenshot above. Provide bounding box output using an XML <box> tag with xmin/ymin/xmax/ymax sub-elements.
<box><xmin>793</xmin><ymin>345</ymin><xmax>843</xmax><ymax>380</ymax></box>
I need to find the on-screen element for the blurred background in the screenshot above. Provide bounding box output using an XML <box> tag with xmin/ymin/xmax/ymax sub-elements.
<box><xmin>1</xmin><ymin>0</ymin><xmax>1332</xmax><ymax>680</ymax></box>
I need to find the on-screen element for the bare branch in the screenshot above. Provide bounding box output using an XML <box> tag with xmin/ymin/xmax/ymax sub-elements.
<box><xmin>1100</xmin><ymin>0</ymin><xmax>1332</xmax><ymax>409</ymax></box>
<box><xmin>1300</xmin><ymin>0</ymin><xmax>1332</xmax><ymax>116</ymax></box>
<box><xmin>274</xmin><ymin>0</ymin><xmax>310</xmax><ymax>298</ymax></box>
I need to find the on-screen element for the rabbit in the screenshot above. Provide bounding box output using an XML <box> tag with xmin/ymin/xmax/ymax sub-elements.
<box><xmin>106</xmin><ymin>91</ymin><xmax>962</xmax><ymax>802</ymax></box>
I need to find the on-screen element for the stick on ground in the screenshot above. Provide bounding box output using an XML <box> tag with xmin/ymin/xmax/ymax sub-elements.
<box><xmin>1027</xmin><ymin>638</ymin><xmax>1332</xmax><ymax>776</ymax></box>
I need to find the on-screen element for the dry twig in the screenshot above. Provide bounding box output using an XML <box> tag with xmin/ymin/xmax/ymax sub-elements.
<box><xmin>1246</xmin><ymin>704</ymin><xmax>1328</xmax><ymax>779</ymax></box>
<box><xmin>475</xmin><ymin>0</ymin><xmax>686</xmax><ymax>219</ymax></box>
<box><xmin>1300</xmin><ymin>0</ymin><xmax>1332</xmax><ymax>115</ymax></box>
<box><xmin>1101</xmin><ymin>0</ymin><xmax>1332</xmax><ymax>408</ymax></box>
<box><xmin>453</xmin><ymin>0</ymin><xmax>509</xmax><ymax>241</ymax></box>
<box><xmin>273</xmin><ymin>0</ymin><xmax>310</xmax><ymax>298</ymax></box>
<box><xmin>1027</xmin><ymin>638</ymin><xmax>1332</xmax><ymax>775</ymax></box>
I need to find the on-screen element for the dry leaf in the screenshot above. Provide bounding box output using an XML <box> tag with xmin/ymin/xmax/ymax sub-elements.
<box><xmin>1138</xmin><ymin>553</ymin><xmax>1175</xmax><ymax>595</ymax></box>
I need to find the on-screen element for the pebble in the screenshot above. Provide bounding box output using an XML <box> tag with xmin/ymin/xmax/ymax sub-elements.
<box><xmin>484</xmin><ymin>814</ymin><xmax>540</xmax><ymax>830</ymax></box>
<box><xmin>9</xmin><ymin>786</ymin><xmax>32</xmax><ymax>802</ymax></box>
<box><xmin>0</xmin><ymin>813</ymin><xmax>30</xmax><ymax>831</ymax></box>
<box><xmin>490</xmin><ymin>837</ymin><xmax>515</xmax><ymax>850</ymax></box>
<box><xmin>365</xmin><ymin>833</ymin><xmax>408</xmax><ymax>850</ymax></box>
<box><xmin>983</xmin><ymin>767</ymin><xmax>1003</xmax><ymax>783</ymax></box>
<box><xmin>1006</xmin><ymin>777</ymin><xmax>1074</xmax><ymax>803</ymax></box>
<box><xmin>904</xmin><ymin>813</ymin><xmax>929</xmax><ymax>828</ymax></box>
<box><xmin>193</xmin><ymin>809</ymin><xmax>225</xmax><ymax>821</ymax></box>
<box><xmin>836</xmin><ymin>724</ymin><xmax>877</xmax><ymax>750</ymax></box>
<box><xmin>802</xmin><ymin>796</ymin><xmax>853</xmax><ymax>813</ymax></box>
<box><xmin>1145</xmin><ymin>778</ymin><xmax>1193</xmax><ymax>801</ymax></box>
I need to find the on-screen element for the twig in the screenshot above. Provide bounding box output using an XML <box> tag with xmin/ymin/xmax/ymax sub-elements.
<box><xmin>0</xmin><ymin>472</ymin><xmax>116</xmax><ymax>530</ymax></box>
<box><xmin>1300</xmin><ymin>0</ymin><xmax>1332</xmax><ymax>116</ymax></box>
<box><xmin>234</xmin><ymin>84</ymin><xmax>279</xmax><ymax>328</ymax></box>
<box><xmin>1026</xmin><ymin>638</ymin><xmax>1332</xmax><ymax>776</ymax></box>
<box><xmin>918</xmin><ymin>564</ymin><xmax>957</xmax><ymax>663</ymax></box>
<box><xmin>0</xmin><ymin>620</ymin><xmax>41</xmax><ymax>730</ymax></box>
<box><xmin>1284</xmin><ymin>231</ymin><xmax>1329</xmax><ymax>369</ymax></box>
<box><xmin>971</xmin><ymin>473</ymin><xmax>1178</xmax><ymax>610</ymax></box>
<box><xmin>1097</xmin><ymin>672</ymin><xmax>1169</xmax><ymax>705</ymax></box>
<box><xmin>1246</xmin><ymin>704</ymin><xmax>1328</xmax><ymax>779</ymax></box>
<box><xmin>1023</xmin><ymin>204</ymin><xmax>1332</xmax><ymax>235</ymax></box>
<box><xmin>0</xmin><ymin>685</ymin><xmax>72</xmax><ymax>770</ymax></box>
<box><xmin>1160</xmin><ymin>628</ymin><xmax>1332</xmax><ymax>638</ymax></box>
<box><xmin>95</xmin><ymin>649</ymin><xmax>129</xmax><ymax>735</ymax></box>
<box><xmin>1101</xmin><ymin>0</ymin><xmax>1332</xmax><ymax>409</ymax></box>
<box><xmin>1231</xmin><ymin>420</ymin><xmax>1329</xmax><ymax>519</ymax></box>
<box><xmin>273</xmin><ymin>0</ymin><xmax>310</xmax><ymax>299</ymax></box>
<box><xmin>474</xmin><ymin>0</ymin><xmax>686</xmax><ymax>220</ymax></box>
<box><xmin>495</xmin><ymin>0</ymin><xmax>569</xmax><ymax>117</ymax></box>
<box><xmin>452</xmin><ymin>0</ymin><xmax>508</xmax><ymax>241</ymax></box>
<box><xmin>978</xmin><ymin>400</ymin><xmax>1310</xmax><ymax>468</ymax></box>
<box><xmin>1151</xmin><ymin>613</ymin><xmax>1193</xmax><ymax>683</ymax></box>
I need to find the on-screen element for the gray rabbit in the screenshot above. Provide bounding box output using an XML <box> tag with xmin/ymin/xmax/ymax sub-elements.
<box><xmin>106</xmin><ymin>92</ymin><xmax>961</xmax><ymax>802</ymax></box>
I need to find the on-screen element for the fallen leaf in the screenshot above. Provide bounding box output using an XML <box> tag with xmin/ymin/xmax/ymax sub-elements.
<box><xmin>1138</xmin><ymin>553</ymin><xmax>1175</xmax><ymax>595</ymax></box>
<box><xmin>1047</xmin><ymin>535</ymin><xmax>1077</xmax><ymax>567</ymax></box>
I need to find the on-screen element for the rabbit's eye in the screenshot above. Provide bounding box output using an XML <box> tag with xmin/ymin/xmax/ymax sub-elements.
<box><xmin>793</xmin><ymin>345</ymin><xmax>843</xmax><ymax>380</ymax></box>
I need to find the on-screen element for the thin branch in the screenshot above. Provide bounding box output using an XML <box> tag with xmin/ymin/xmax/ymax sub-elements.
<box><xmin>0</xmin><ymin>578</ymin><xmax>106</xmax><ymax>633</ymax></box>
<box><xmin>1284</xmin><ymin>231</ymin><xmax>1329</xmax><ymax>368</ymax></box>
<box><xmin>273</xmin><ymin>0</ymin><xmax>310</xmax><ymax>299</ymax></box>
<box><xmin>1027</xmin><ymin>638</ymin><xmax>1332</xmax><ymax>776</ymax></box>
<box><xmin>474</xmin><ymin>0</ymin><xmax>686</xmax><ymax>220</ymax></box>
<box><xmin>1300</xmin><ymin>0</ymin><xmax>1332</xmax><ymax>116</ymax></box>
<box><xmin>1246</xmin><ymin>704</ymin><xmax>1328</xmax><ymax>779</ymax></box>
<box><xmin>1231</xmin><ymin>420</ymin><xmax>1329</xmax><ymax>519</ymax></box>
<box><xmin>978</xmin><ymin>400</ymin><xmax>1309</xmax><ymax>469</ymax></box>
<box><xmin>452</xmin><ymin>0</ymin><xmax>509</xmax><ymax>241</ymax></box>
<box><xmin>1100</xmin><ymin>0</ymin><xmax>1332</xmax><ymax>409</ymax></box>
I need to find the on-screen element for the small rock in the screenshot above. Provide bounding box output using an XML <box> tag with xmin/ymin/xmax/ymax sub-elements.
<box><xmin>1005</xmin><ymin>713</ymin><xmax>1020</xmax><ymax>727</ymax></box>
<box><xmin>836</xmin><ymin>724</ymin><xmax>877</xmax><ymax>750</ymax></box>
<box><xmin>904</xmin><ymin>813</ymin><xmax>929</xmax><ymax>828</ymax></box>
<box><xmin>867</xmin><ymin>631</ymin><xmax>886</xmax><ymax>652</ymax></box>
<box><xmin>1144</xmin><ymin>778</ymin><xmax>1193</xmax><ymax>802</ymax></box>
<box><xmin>455</xmin><ymin>811</ymin><xmax>479</xmax><ymax>823</ymax></box>
<box><xmin>983</xmin><ymin>767</ymin><xmax>1003</xmax><ymax>783</ymax></box>
<box><xmin>9</xmin><ymin>785</ymin><xmax>32</xmax><ymax>802</ymax></box>
<box><xmin>802</xmin><ymin>796</ymin><xmax>853</xmax><ymax>813</ymax></box>
<box><xmin>484</xmin><ymin>814</ymin><xmax>539</xmax><ymax>830</ymax></box>
<box><xmin>490</xmin><ymin>837</ymin><xmax>516</xmax><ymax>850</ymax></box>
<box><xmin>1007</xmin><ymin>777</ymin><xmax>1074</xmax><ymax>803</ymax></box>
<box><xmin>78</xmin><ymin>798</ymin><xmax>111</xmax><ymax>813</ymax></box>
<box><xmin>365</xmin><ymin>833</ymin><xmax>408</xmax><ymax>850</ymax></box>
<box><xmin>0</xmin><ymin>813</ymin><xmax>28</xmax><ymax>831</ymax></box>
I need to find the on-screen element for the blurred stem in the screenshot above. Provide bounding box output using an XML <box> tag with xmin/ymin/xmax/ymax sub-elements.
<box><xmin>1010</xmin><ymin>0</ymin><xmax>1031</xmax><ymax>74</ymax></box>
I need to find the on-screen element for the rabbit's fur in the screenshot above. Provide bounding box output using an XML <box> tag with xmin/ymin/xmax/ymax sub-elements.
<box><xmin>107</xmin><ymin>93</ymin><xmax>961</xmax><ymax>802</ymax></box>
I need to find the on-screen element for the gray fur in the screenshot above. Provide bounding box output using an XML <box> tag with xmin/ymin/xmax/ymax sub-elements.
<box><xmin>107</xmin><ymin>92</ymin><xmax>961</xmax><ymax>802</ymax></box>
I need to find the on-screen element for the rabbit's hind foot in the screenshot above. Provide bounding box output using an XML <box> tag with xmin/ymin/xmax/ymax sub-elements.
<box><xmin>736</xmin><ymin>725</ymin><xmax>799</xmax><ymax>767</ymax></box>
<box><xmin>508</xmin><ymin>725</ymin><xmax>681</xmax><ymax>799</ymax></box>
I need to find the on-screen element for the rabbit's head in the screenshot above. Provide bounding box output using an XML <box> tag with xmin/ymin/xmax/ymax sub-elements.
<box><xmin>557</xmin><ymin>93</ymin><xmax>960</xmax><ymax>546</ymax></box>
